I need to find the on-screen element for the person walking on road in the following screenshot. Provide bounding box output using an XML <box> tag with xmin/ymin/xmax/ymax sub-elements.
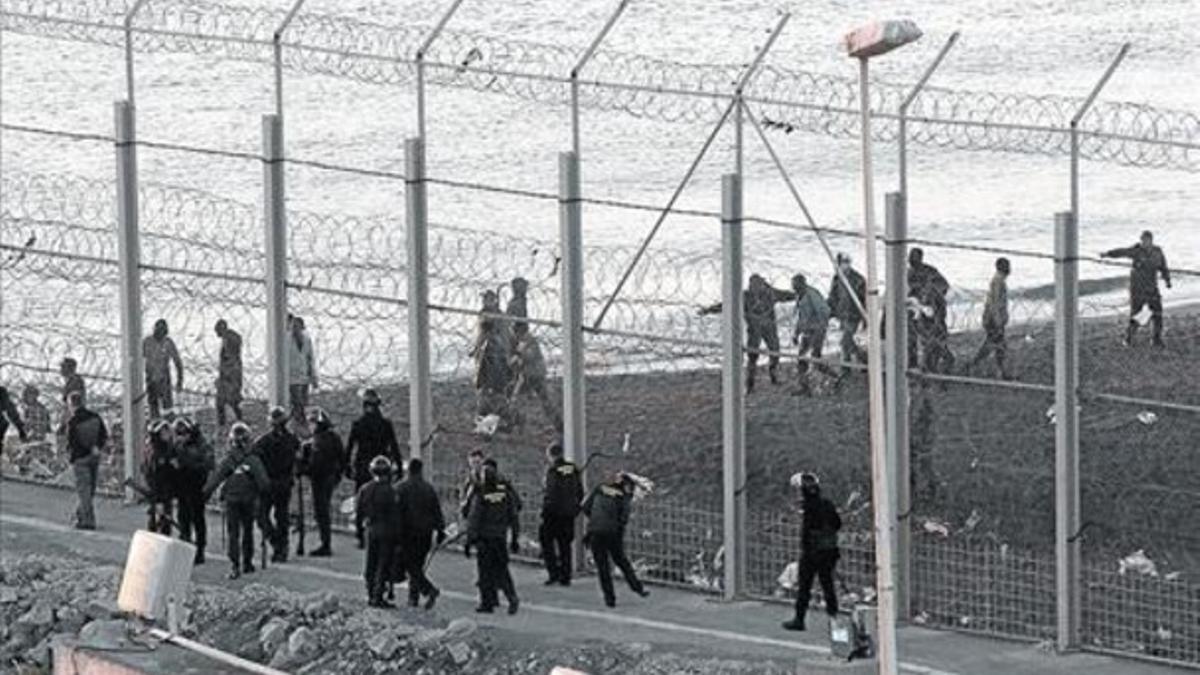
<box><xmin>64</xmin><ymin>391</ymin><xmax>107</xmax><ymax>530</ymax></box>
<box><xmin>827</xmin><ymin>254</ymin><xmax>868</xmax><ymax>369</ymax></box>
<box><xmin>346</xmin><ymin>388</ymin><xmax>404</xmax><ymax>547</ymax></box>
<box><xmin>465</xmin><ymin>460</ymin><xmax>521</xmax><ymax>615</ymax></box>
<box><xmin>213</xmin><ymin>319</ymin><xmax>244</xmax><ymax>427</ymax></box>
<box><xmin>173</xmin><ymin>417</ymin><xmax>214</xmax><ymax>564</ymax></box>
<box><xmin>204</xmin><ymin>422</ymin><xmax>270</xmax><ymax>579</ymax></box>
<box><xmin>357</xmin><ymin>456</ymin><xmax>402</xmax><ymax>608</ymax></box>
<box><xmin>397</xmin><ymin>457</ymin><xmax>446</xmax><ymax>609</ymax></box>
<box><xmin>699</xmin><ymin>274</ymin><xmax>795</xmax><ymax>393</ymax></box>
<box><xmin>540</xmin><ymin>442</ymin><xmax>583</xmax><ymax>586</ymax></box>
<box><xmin>302</xmin><ymin>407</ymin><xmax>344</xmax><ymax>557</ymax></box>
<box><xmin>0</xmin><ymin>385</ymin><xmax>28</xmax><ymax>453</ymax></box>
<box><xmin>791</xmin><ymin>274</ymin><xmax>834</xmax><ymax>395</ymax></box>
<box><xmin>968</xmin><ymin>257</ymin><xmax>1013</xmax><ymax>379</ymax></box>
<box><xmin>143</xmin><ymin>319</ymin><xmax>184</xmax><ymax>420</ymax></box>
<box><xmin>582</xmin><ymin>471</ymin><xmax>650</xmax><ymax>608</ymax></box>
<box><xmin>287</xmin><ymin>315</ymin><xmax>318</xmax><ymax>428</ymax></box>
<box><xmin>1101</xmin><ymin>230</ymin><xmax>1172</xmax><ymax>348</ymax></box>
<box><xmin>782</xmin><ymin>472</ymin><xmax>842</xmax><ymax>631</ymax></box>
<box><xmin>254</xmin><ymin>406</ymin><xmax>300</xmax><ymax>563</ymax></box>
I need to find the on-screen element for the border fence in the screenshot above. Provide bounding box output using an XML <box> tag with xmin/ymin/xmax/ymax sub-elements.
<box><xmin>3</xmin><ymin>0</ymin><xmax>1200</xmax><ymax>670</ymax></box>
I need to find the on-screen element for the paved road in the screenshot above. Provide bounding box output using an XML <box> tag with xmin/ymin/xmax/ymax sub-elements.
<box><xmin>0</xmin><ymin>480</ymin><xmax>1178</xmax><ymax>674</ymax></box>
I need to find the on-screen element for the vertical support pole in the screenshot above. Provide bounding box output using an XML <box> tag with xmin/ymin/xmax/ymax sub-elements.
<box><xmin>262</xmin><ymin>114</ymin><xmax>288</xmax><ymax>411</ymax></box>
<box><xmin>406</xmin><ymin>138</ymin><xmax>434</xmax><ymax>469</ymax></box>
<box><xmin>720</xmin><ymin>173</ymin><xmax>746</xmax><ymax>600</ymax></box>
<box><xmin>558</xmin><ymin>152</ymin><xmax>586</xmax><ymax>467</ymax></box>
<box><xmin>559</xmin><ymin>152</ymin><xmax>587</xmax><ymax>573</ymax></box>
<box><xmin>858</xmin><ymin>57</ymin><xmax>899</xmax><ymax>675</ymax></box>
<box><xmin>885</xmin><ymin>192</ymin><xmax>911</xmax><ymax>621</ymax></box>
<box><xmin>114</xmin><ymin>100</ymin><xmax>144</xmax><ymax>503</ymax></box>
<box><xmin>1055</xmin><ymin>211</ymin><xmax>1081</xmax><ymax>651</ymax></box>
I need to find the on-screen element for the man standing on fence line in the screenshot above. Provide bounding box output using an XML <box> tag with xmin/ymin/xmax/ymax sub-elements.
<box><xmin>1101</xmin><ymin>230</ymin><xmax>1171</xmax><ymax>348</ymax></box>
<box><xmin>302</xmin><ymin>407</ymin><xmax>344</xmax><ymax>558</ymax></box>
<box><xmin>255</xmin><ymin>406</ymin><xmax>300</xmax><ymax>563</ymax></box>
<box><xmin>699</xmin><ymin>274</ymin><xmax>795</xmax><ymax>393</ymax></box>
<box><xmin>509</xmin><ymin>322</ymin><xmax>562</xmax><ymax>432</ymax></box>
<box><xmin>908</xmin><ymin>248</ymin><xmax>955</xmax><ymax>374</ymax></box>
<box><xmin>582</xmin><ymin>470</ymin><xmax>650</xmax><ymax>608</ymax></box>
<box><xmin>0</xmin><ymin>385</ymin><xmax>29</xmax><ymax>453</ymax></box>
<box><xmin>790</xmin><ymin>273</ymin><xmax>833</xmax><ymax>396</ymax></box>
<box><xmin>539</xmin><ymin>442</ymin><xmax>583</xmax><ymax>587</ymax></box>
<box><xmin>967</xmin><ymin>257</ymin><xmax>1013</xmax><ymax>380</ymax></box>
<box><xmin>287</xmin><ymin>315</ymin><xmax>318</xmax><ymax>429</ymax></box>
<box><xmin>143</xmin><ymin>319</ymin><xmax>184</xmax><ymax>420</ymax></box>
<box><xmin>346</xmin><ymin>387</ymin><xmax>404</xmax><ymax>548</ymax></box>
<box><xmin>64</xmin><ymin>391</ymin><xmax>107</xmax><ymax>530</ymax></box>
<box><xmin>782</xmin><ymin>472</ymin><xmax>841</xmax><ymax>632</ymax></box>
<box><xmin>213</xmin><ymin>319</ymin><xmax>243</xmax><ymax>427</ymax></box>
<box><xmin>20</xmin><ymin>385</ymin><xmax>50</xmax><ymax>441</ymax></box>
<box><xmin>507</xmin><ymin>276</ymin><xmax>530</xmax><ymax>336</ymax></box>
<box><xmin>397</xmin><ymin>457</ymin><xmax>446</xmax><ymax>609</ymax></box>
<box><xmin>827</xmin><ymin>253</ymin><xmax>868</xmax><ymax>371</ymax></box>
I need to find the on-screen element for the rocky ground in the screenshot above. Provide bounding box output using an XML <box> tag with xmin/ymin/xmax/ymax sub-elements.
<box><xmin>0</xmin><ymin>552</ymin><xmax>793</xmax><ymax>675</ymax></box>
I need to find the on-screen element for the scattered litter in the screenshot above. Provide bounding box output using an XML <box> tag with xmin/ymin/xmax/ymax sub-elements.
<box><xmin>1155</xmin><ymin>626</ymin><xmax>1173</xmax><ymax>642</ymax></box>
<box><xmin>962</xmin><ymin>510</ymin><xmax>982</xmax><ymax>533</ymax></box>
<box><xmin>1136</xmin><ymin>411</ymin><xmax>1158</xmax><ymax>426</ymax></box>
<box><xmin>1118</xmin><ymin>550</ymin><xmax>1158</xmax><ymax>577</ymax></box>
<box><xmin>777</xmin><ymin>562</ymin><xmax>799</xmax><ymax>591</ymax></box>
<box><xmin>912</xmin><ymin>611</ymin><xmax>929</xmax><ymax>625</ymax></box>
<box><xmin>473</xmin><ymin>414</ymin><xmax>500</xmax><ymax>437</ymax></box>
<box><xmin>922</xmin><ymin>520</ymin><xmax>950</xmax><ymax>537</ymax></box>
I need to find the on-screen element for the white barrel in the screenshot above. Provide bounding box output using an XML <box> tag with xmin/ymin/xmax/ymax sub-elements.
<box><xmin>117</xmin><ymin>530</ymin><xmax>196</xmax><ymax>620</ymax></box>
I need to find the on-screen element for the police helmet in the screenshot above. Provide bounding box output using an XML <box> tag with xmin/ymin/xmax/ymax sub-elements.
<box><xmin>171</xmin><ymin>416</ymin><xmax>195</xmax><ymax>437</ymax></box>
<box><xmin>268</xmin><ymin>406</ymin><xmax>288</xmax><ymax>425</ymax></box>
<box><xmin>306</xmin><ymin>407</ymin><xmax>330</xmax><ymax>427</ymax></box>
<box><xmin>369</xmin><ymin>455</ymin><xmax>393</xmax><ymax>477</ymax></box>
<box><xmin>229</xmin><ymin>421</ymin><xmax>253</xmax><ymax>443</ymax></box>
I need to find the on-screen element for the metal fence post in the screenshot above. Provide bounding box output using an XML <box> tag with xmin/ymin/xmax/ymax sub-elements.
<box><xmin>262</xmin><ymin>114</ymin><xmax>288</xmax><ymax>411</ymax></box>
<box><xmin>114</xmin><ymin>100</ymin><xmax>144</xmax><ymax>502</ymax></box>
<box><xmin>559</xmin><ymin>151</ymin><xmax>587</xmax><ymax>574</ymax></box>
<box><xmin>720</xmin><ymin>173</ymin><xmax>746</xmax><ymax>600</ymax></box>
<box><xmin>406</xmin><ymin>138</ymin><xmax>434</xmax><ymax>469</ymax></box>
<box><xmin>884</xmin><ymin>192</ymin><xmax>911</xmax><ymax>620</ymax></box>
<box><xmin>1055</xmin><ymin>210</ymin><xmax>1081</xmax><ymax>651</ymax></box>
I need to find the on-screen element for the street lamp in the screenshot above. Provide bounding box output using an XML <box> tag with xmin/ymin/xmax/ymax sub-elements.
<box><xmin>843</xmin><ymin>19</ymin><xmax>922</xmax><ymax>675</ymax></box>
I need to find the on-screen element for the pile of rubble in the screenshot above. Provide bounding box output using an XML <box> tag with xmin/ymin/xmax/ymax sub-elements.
<box><xmin>1</xmin><ymin>553</ymin><xmax>793</xmax><ymax>674</ymax></box>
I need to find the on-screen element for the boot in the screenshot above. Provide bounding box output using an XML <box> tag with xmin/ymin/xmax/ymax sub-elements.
<box><xmin>309</xmin><ymin>545</ymin><xmax>332</xmax><ymax>557</ymax></box>
<box><xmin>781</xmin><ymin>616</ymin><xmax>806</xmax><ymax>631</ymax></box>
<box><xmin>228</xmin><ymin>567</ymin><xmax>241</xmax><ymax>580</ymax></box>
<box><xmin>193</xmin><ymin>548</ymin><xmax>205</xmax><ymax>566</ymax></box>
<box><xmin>1152</xmin><ymin>315</ymin><xmax>1165</xmax><ymax>348</ymax></box>
<box><xmin>424</xmin><ymin>588</ymin><xmax>440</xmax><ymax>610</ymax></box>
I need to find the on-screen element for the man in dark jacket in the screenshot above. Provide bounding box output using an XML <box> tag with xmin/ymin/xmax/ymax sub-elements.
<box><xmin>582</xmin><ymin>471</ymin><xmax>649</xmax><ymax>607</ymax></box>
<box><xmin>783</xmin><ymin>472</ymin><xmax>842</xmax><ymax>631</ymax></box>
<box><xmin>254</xmin><ymin>406</ymin><xmax>300</xmax><ymax>562</ymax></box>
<box><xmin>396</xmin><ymin>457</ymin><xmax>446</xmax><ymax>609</ymax></box>
<box><xmin>142</xmin><ymin>420</ymin><xmax>179</xmax><ymax>535</ymax></box>
<box><xmin>466</xmin><ymin>460</ymin><xmax>521</xmax><ymax>615</ymax></box>
<box><xmin>827</xmin><ymin>254</ymin><xmax>868</xmax><ymax>368</ymax></box>
<box><xmin>539</xmin><ymin>442</ymin><xmax>583</xmax><ymax>586</ymax></box>
<box><xmin>357</xmin><ymin>456</ymin><xmax>402</xmax><ymax>607</ymax></box>
<box><xmin>0</xmin><ymin>385</ymin><xmax>28</xmax><ymax>453</ymax></box>
<box><xmin>908</xmin><ymin>248</ymin><xmax>954</xmax><ymax>373</ymax></box>
<box><xmin>1102</xmin><ymin>230</ymin><xmax>1172</xmax><ymax>347</ymax></box>
<box><xmin>302</xmin><ymin>408</ymin><xmax>344</xmax><ymax>557</ymax></box>
<box><xmin>64</xmin><ymin>391</ymin><xmax>107</xmax><ymax>530</ymax></box>
<box><xmin>700</xmin><ymin>274</ymin><xmax>795</xmax><ymax>393</ymax></box>
<box><xmin>205</xmin><ymin>422</ymin><xmax>270</xmax><ymax>579</ymax></box>
<box><xmin>346</xmin><ymin>388</ymin><xmax>404</xmax><ymax>547</ymax></box>
<box><xmin>173</xmin><ymin>417</ymin><xmax>214</xmax><ymax>564</ymax></box>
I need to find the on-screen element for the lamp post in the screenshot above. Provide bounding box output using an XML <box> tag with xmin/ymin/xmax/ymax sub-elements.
<box><xmin>843</xmin><ymin>19</ymin><xmax>922</xmax><ymax>675</ymax></box>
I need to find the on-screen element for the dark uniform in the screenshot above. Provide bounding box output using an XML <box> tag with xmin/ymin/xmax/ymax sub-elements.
<box><xmin>357</xmin><ymin>477</ymin><xmax>402</xmax><ymax>606</ymax></box>
<box><xmin>701</xmin><ymin>275</ymin><xmax>795</xmax><ymax>392</ymax></box>
<box><xmin>827</xmin><ymin>264</ymin><xmax>868</xmax><ymax>366</ymax></box>
<box><xmin>466</xmin><ymin>473</ymin><xmax>521</xmax><ymax>613</ymax></box>
<box><xmin>1103</xmin><ymin>239</ymin><xmax>1171</xmax><ymax>346</ymax></box>
<box><xmin>254</xmin><ymin>424</ymin><xmax>300</xmax><ymax>561</ymax></box>
<box><xmin>540</xmin><ymin>456</ymin><xmax>583</xmax><ymax>585</ymax></box>
<box><xmin>0</xmin><ymin>386</ymin><xmax>28</xmax><ymax>453</ymax></box>
<box><xmin>582</xmin><ymin>477</ymin><xmax>648</xmax><ymax>607</ymax></box>
<box><xmin>785</xmin><ymin>481</ymin><xmax>842</xmax><ymax>630</ymax></box>
<box><xmin>142</xmin><ymin>431</ymin><xmax>179</xmax><ymax>535</ymax></box>
<box><xmin>175</xmin><ymin>429</ymin><xmax>215</xmax><ymax>563</ymax></box>
<box><xmin>908</xmin><ymin>252</ymin><xmax>954</xmax><ymax>373</ymax></box>
<box><xmin>346</xmin><ymin>408</ymin><xmax>403</xmax><ymax>544</ymax></box>
<box><xmin>303</xmin><ymin>422</ymin><xmax>345</xmax><ymax>556</ymax></box>
<box><xmin>204</xmin><ymin>434</ymin><xmax>269</xmax><ymax>577</ymax></box>
<box><xmin>396</xmin><ymin>460</ymin><xmax>446</xmax><ymax>607</ymax></box>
